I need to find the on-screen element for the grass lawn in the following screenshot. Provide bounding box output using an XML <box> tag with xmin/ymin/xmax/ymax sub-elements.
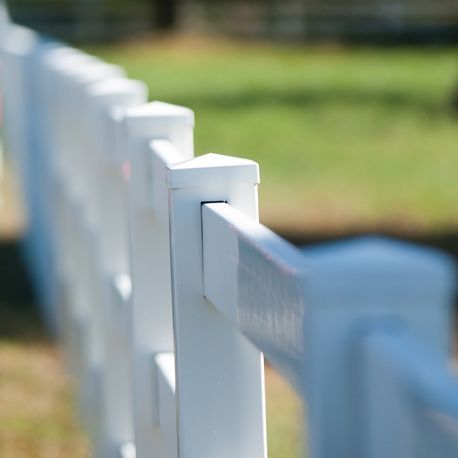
<box><xmin>0</xmin><ymin>171</ymin><xmax>90</xmax><ymax>458</ymax></box>
<box><xmin>0</xmin><ymin>338</ymin><xmax>89</xmax><ymax>458</ymax></box>
<box><xmin>88</xmin><ymin>36</ymin><xmax>458</xmax><ymax>232</ymax></box>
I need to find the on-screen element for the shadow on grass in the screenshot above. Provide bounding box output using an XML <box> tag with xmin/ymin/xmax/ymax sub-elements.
<box><xmin>0</xmin><ymin>238</ymin><xmax>46</xmax><ymax>342</ymax></box>
<box><xmin>172</xmin><ymin>86</ymin><xmax>454</xmax><ymax>115</ymax></box>
<box><xmin>1</xmin><ymin>228</ymin><xmax>456</xmax><ymax>342</ymax></box>
<box><xmin>279</xmin><ymin>227</ymin><xmax>458</xmax><ymax>261</ymax></box>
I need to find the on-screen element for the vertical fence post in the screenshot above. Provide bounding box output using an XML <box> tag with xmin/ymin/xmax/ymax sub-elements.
<box><xmin>18</xmin><ymin>38</ymin><xmax>61</xmax><ymax>329</ymax></box>
<box><xmin>38</xmin><ymin>49</ymin><xmax>99</xmax><ymax>365</ymax></box>
<box><xmin>358</xmin><ymin>328</ymin><xmax>458</xmax><ymax>458</ymax></box>
<box><xmin>121</xmin><ymin>102</ymin><xmax>194</xmax><ymax>458</ymax></box>
<box><xmin>0</xmin><ymin>27</ymin><xmax>57</xmax><ymax>322</ymax></box>
<box><xmin>53</xmin><ymin>61</ymin><xmax>127</xmax><ymax>453</ymax></box>
<box><xmin>82</xmin><ymin>77</ymin><xmax>148</xmax><ymax>457</ymax></box>
<box><xmin>39</xmin><ymin>48</ymin><xmax>98</xmax><ymax>328</ymax></box>
<box><xmin>167</xmin><ymin>153</ymin><xmax>267</xmax><ymax>458</ymax></box>
<box><xmin>300</xmin><ymin>238</ymin><xmax>456</xmax><ymax>458</ymax></box>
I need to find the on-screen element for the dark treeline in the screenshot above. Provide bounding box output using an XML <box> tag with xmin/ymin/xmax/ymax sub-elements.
<box><xmin>5</xmin><ymin>0</ymin><xmax>458</xmax><ymax>44</ymax></box>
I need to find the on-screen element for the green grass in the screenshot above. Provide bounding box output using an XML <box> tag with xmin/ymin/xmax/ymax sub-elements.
<box><xmin>88</xmin><ymin>37</ymin><xmax>458</xmax><ymax>231</ymax></box>
<box><xmin>265</xmin><ymin>365</ymin><xmax>302</xmax><ymax>457</ymax></box>
<box><xmin>0</xmin><ymin>339</ymin><xmax>89</xmax><ymax>458</ymax></box>
<box><xmin>0</xmin><ymin>238</ymin><xmax>89</xmax><ymax>458</ymax></box>
<box><xmin>0</xmin><ymin>168</ymin><xmax>88</xmax><ymax>457</ymax></box>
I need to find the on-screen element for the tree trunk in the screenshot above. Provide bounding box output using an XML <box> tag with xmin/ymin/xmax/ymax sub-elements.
<box><xmin>154</xmin><ymin>0</ymin><xmax>178</xmax><ymax>30</ymax></box>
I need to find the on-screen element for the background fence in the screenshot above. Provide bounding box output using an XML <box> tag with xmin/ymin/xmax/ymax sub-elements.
<box><xmin>1</xmin><ymin>20</ymin><xmax>458</xmax><ymax>458</ymax></box>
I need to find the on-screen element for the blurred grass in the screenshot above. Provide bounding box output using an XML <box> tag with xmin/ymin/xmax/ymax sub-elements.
<box><xmin>0</xmin><ymin>165</ymin><xmax>90</xmax><ymax>457</ymax></box>
<box><xmin>265</xmin><ymin>365</ymin><xmax>302</xmax><ymax>457</ymax></box>
<box><xmin>0</xmin><ymin>339</ymin><xmax>89</xmax><ymax>458</ymax></box>
<box><xmin>88</xmin><ymin>36</ymin><xmax>458</xmax><ymax>232</ymax></box>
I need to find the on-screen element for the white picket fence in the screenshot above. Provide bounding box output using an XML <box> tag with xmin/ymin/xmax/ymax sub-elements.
<box><xmin>1</xmin><ymin>22</ymin><xmax>458</xmax><ymax>458</ymax></box>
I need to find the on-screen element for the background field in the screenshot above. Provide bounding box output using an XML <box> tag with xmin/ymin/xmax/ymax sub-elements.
<box><xmin>1</xmin><ymin>37</ymin><xmax>457</xmax><ymax>457</ymax></box>
<box><xmin>89</xmin><ymin>36</ymin><xmax>458</xmax><ymax>232</ymax></box>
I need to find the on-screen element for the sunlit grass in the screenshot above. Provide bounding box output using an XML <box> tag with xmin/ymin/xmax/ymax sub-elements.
<box><xmin>0</xmin><ymin>170</ymin><xmax>88</xmax><ymax>457</ymax></box>
<box><xmin>265</xmin><ymin>365</ymin><xmax>303</xmax><ymax>457</ymax></box>
<box><xmin>0</xmin><ymin>337</ymin><xmax>89</xmax><ymax>458</ymax></box>
<box><xmin>88</xmin><ymin>36</ymin><xmax>458</xmax><ymax>231</ymax></box>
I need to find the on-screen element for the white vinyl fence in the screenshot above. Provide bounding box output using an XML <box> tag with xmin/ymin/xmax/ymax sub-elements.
<box><xmin>1</xmin><ymin>22</ymin><xmax>457</xmax><ymax>458</ymax></box>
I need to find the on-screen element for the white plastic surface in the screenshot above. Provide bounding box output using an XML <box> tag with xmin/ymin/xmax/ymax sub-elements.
<box><xmin>167</xmin><ymin>153</ymin><xmax>267</xmax><ymax>458</ymax></box>
<box><xmin>154</xmin><ymin>352</ymin><xmax>178</xmax><ymax>458</ymax></box>
<box><xmin>360</xmin><ymin>328</ymin><xmax>458</xmax><ymax>458</ymax></box>
<box><xmin>123</xmin><ymin>102</ymin><xmax>193</xmax><ymax>458</ymax></box>
<box><xmin>202</xmin><ymin>202</ymin><xmax>307</xmax><ymax>390</ymax></box>
<box><xmin>202</xmin><ymin>203</ymin><xmax>456</xmax><ymax>458</ymax></box>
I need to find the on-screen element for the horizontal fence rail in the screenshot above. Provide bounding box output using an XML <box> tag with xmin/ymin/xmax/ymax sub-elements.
<box><xmin>1</xmin><ymin>19</ymin><xmax>457</xmax><ymax>458</ymax></box>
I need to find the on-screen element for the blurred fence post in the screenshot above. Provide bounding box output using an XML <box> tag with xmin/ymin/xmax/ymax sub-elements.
<box><xmin>82</xmin><ymin>76</ymin><xmax>148</xmax><ymax>457</ymax></box>
<box><xmin>299</xmin><ymin>238</ymin><xmax>456</xmax><ymax>457</ymax></box>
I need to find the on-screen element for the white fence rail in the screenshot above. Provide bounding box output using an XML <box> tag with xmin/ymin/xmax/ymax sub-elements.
<box><xmin>1</xmin><ymin>22</ymin><xmax>457</xmax><ymax>458</ymax></box>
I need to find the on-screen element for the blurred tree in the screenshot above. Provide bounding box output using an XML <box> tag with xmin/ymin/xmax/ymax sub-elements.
<box><xmin>154</xmin><ymin>0</ymin><xmax>178</xmax><ymax>30</ymax></box>
<box><xmin>0</xmin><ymin>0</ymin><xmax>9</xmax><ymax>23</ymax></box>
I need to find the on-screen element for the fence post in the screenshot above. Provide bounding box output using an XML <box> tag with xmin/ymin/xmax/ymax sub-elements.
<box><xmin>81</xmin><ymin>77</ymin><xmax>148</xmax><ymax>457</ymax></box>
<box><xmin>50</xmin><ymin>59</ymin><xmax>127</xmax><ymax>452</ymax></box>
<box><xmin>121</xmin><ymin>101</ymin><xmax>194</xmax><ymax>458</ymax></box>
<box><xmin>300</xmin><ymin>237</ymin><xmax>455</xmax><ymax>457</ymax></box>
<box><xmin>167</xmin><ymin>153</ymin><xmax>267</xmax><ymax>458</ymax></box>
<box><xmin>0</xmin><ymin>27</ymin><xmax>60</xmax><ymax>325</ymax></box>
<box><xmin>358</xmin><ymin>327</ymin><xmax>458</xmax><ymax>458</ymax></box>
<box><xmin>38</xmin><ymin>47</ymin><xmax>99</xmax><ymax>353</ymax></box>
